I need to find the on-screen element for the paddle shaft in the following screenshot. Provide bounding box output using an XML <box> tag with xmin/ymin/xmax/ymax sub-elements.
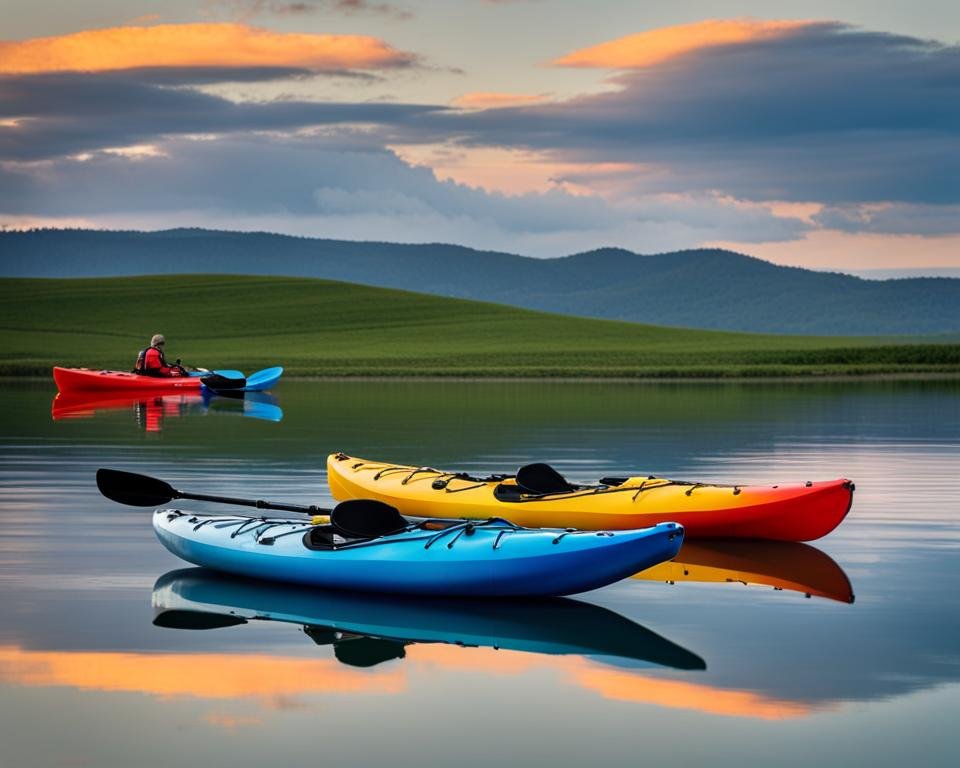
<box><xmin>96</xmin><ymin>468</ymin><xmax>327</xmax><ymax>515</ymax></box>
<box><xmin>172</xmin><ymin>489</ymin><xmax>327</xmax><ymax>515</ymax></box>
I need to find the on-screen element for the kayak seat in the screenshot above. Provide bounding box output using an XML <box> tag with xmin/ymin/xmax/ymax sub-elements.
<box><xmin>515</xmin><ymin>463</ymin><xmax>575</xmax><ymax>495</ymax></box>
<box><xmin>599</xmin><ymin>477</ymin><xmax>629</xmax><ymax>487</ymax></box>
<box><xmin>493</xmin><ymin>483</ymin><xmax>528</xmax><ymax>502</ymax></box>
<box><xmin>331</xmin><ymin>499</ymin><xmax>410</xmax><ymax>538</ymax></box>
<box><xmin>303</xmin><ymin>525</ymin><xmax>364</xmax><ymax>550</ymax></box>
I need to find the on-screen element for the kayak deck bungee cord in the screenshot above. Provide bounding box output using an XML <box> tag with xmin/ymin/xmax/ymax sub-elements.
<box><xmin>152</xmin><ymin>505</ymin><xmax>685</xmax><ymax>597</ymax></box>
<box><xmin>327</xmin><ymin>453</ymin><xmax>855</xmax><ymax>542</ymax></box>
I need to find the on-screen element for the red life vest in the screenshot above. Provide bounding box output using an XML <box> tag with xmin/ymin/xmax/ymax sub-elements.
<box><xmin>134</xmin><ymin>346</ymin><xmax>180</xmax><ymax>377</ymax></box>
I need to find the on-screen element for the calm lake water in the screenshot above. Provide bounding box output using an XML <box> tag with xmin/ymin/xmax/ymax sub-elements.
<box><xmin>1</xmin><ymin>380</ymin><xmax>958</xmax><ymax>767</ymax></box>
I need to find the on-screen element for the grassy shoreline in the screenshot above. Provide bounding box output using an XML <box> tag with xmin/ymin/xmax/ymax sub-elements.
<box><xmin>7</xmin><ymin>372</ymin><xmax>960</xmax><ymax>385</ymax></box>
<box><xmin>2</xmin><ymin>274</ymin><xmax>957</xmax><ymax>379</ymax></box>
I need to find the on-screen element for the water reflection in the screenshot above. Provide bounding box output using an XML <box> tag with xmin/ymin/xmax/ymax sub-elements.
<box><xmin>635</xmin><ymin>540</ymin><xmax>855</xmax><ymax>603</ymax></box>
<box><xmin>0</xmin><ymin>380</ymin><xmax>957</xmax><ymax>767</ymax></box>
<box><xmin>51</xmin><ymin>390</ymin><xmax>283</xmax><ymax>431</ymax></box>
<box><xmin>0</xmin><ymin>644</ymin><xmax>405</xmax><ymax>701</ymax></box>
<box><xmin>0</xmin><ymin>642</ymin><xmax>818</xmax><ymax>720</ymax></box>
<box><xmin>151</xmin><ymin>567</ymin><xmax>706</xmax><ymax>670</ymax></box>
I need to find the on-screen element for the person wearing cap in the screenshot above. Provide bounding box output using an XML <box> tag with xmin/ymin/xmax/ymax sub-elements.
<box><xmin>133</xmin><ymin>334</ymin><xmax>186</xmax><ymax>377</ymax></box>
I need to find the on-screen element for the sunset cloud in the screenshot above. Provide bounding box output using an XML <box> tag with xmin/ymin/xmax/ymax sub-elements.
<box><xmin>0</xmin><ymin>133</ymin><xmax>808</xmax><ymax>255</ymax></box>
<box><xmin>451</xmin><ymin>92</ymin><xmax>549</xmax><ymax>110</ymax></box>
<box><xmin>420</xmin><ymin>22</ymin><xmax>960</xmax><ymax>214</ymax></box>
<box><xmin>0</xmin><ymin>23</ymin><xmax>417</xmax><ymax>74</ymax></box>
<box><xmin>1</xmin><ymin>13</ymin><xmax>958</xmax><ymax>267</ymax></box>
<box><xmin>553</xmin><ymin>19</ymin><xmax>815</xmax><ymax>69</ymax></box>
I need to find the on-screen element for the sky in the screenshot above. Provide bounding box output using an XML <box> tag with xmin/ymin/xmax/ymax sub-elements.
<box><xmin>1</xmin><ymin>0</ymin><xmax>958</xmax><ymax>271</ymax></box>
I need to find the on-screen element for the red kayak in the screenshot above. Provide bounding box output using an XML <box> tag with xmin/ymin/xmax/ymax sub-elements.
<box><xmin>53</xmin><ymin>367</ymin><xmax>201</xmax><ymax>394</ymax></box>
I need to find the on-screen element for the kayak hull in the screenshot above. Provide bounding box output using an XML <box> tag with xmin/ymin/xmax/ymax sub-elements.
<box><xmin>53</xmin><ymin>366</ymin><xmax>201</xmax><ymax>393</ymax></box>
<box><xmin>327</xmin><ymin>454</ymin><xmax>854</xmax><ymax>542</ymax></box>
<box><xmin>153</xmin><ymin>509</ymin><xmax>684</xmax><ymax>597</ymax></box>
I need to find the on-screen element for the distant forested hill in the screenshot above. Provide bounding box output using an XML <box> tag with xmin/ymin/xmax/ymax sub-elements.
<box><xmin>2</xmin><ymin>228</ymin><xmax>957</xmax><ymax>335</ymax></box>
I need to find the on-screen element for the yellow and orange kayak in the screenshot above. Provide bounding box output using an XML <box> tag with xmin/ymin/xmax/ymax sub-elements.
<box><xmin>327</xmin><ymin>453</ymin><xmax>854</xmax><ymax>542</ymax></box>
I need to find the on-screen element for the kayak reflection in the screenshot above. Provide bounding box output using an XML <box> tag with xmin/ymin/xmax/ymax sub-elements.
<box><xmin>51</xmin><ymin>389</ymin><xmax>282</xmax><ymax>431</ymax></box>
<box><xmin>152</xmin><ymin>567</ymin><xmax>706</xmax><ymax>671</ymax></box>
<box><xmin>635</xmin><ymin>539</ymin><xmax>855</xmax><ymax>603</ymax></box>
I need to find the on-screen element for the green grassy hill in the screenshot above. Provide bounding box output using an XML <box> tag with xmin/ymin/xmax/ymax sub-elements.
<box><xmin>1</xmin><ymin>275</ymin><xmax>957</xmax><ymax>378</ymax></box>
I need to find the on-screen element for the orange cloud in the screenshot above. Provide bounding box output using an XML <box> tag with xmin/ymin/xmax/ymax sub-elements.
<box><xmin>554</xmin><ymin>19</ymin><xmax>813</xmax><ymax>69</ymax></box>
<box><xmin>451</xmin><ymin>92</ymin><xmax>549</xmax><ymax>110</ymax></box>
<box><xmin>0</xmin><ymin>23</ymin><xmax>416</xmax><ymax>74</ymax></box>
<box><xmin>390</xmin><ymin>143</ymin><xmax>634</xmax><ymax>195</ymax></box>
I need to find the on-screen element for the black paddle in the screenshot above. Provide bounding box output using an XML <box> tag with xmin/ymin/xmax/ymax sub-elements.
<box><xmin>96</xmin><ymin>468</ymin><xmax>329</xmax><ymax>515</ymax></box>
<box><xmin>200</xmin><ymin>373</ymin><xmax>247</xmax><ymax>392</ymax></box>
<box><xmin>95</xmin><ymin>468</ymin><xmax>404</xmax><ymax>527</ymax></box>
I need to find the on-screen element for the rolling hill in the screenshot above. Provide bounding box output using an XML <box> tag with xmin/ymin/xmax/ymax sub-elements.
<box><xmin>1</xmin><ymin>229</ymin><xmax>957</xmax><ymax>336</ymax></box>
<box><xmin>1</xmin><ymin>274</ymin><xmax>956</xmax><ymax>378</ymax></box>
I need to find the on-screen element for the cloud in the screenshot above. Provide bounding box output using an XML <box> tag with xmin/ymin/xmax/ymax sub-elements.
<box><xmin>409</xmin><ymin>22</ymin><xmax>960</xmax><ymax>212</ymax></box>
<box><xmin>206</xmin><ymin>1</ymin><xmax>413</xmax><ymax>22</ymax></box>
<box><xmin>451</xmin><ymin>92</ymin><xmax>549</xmax><ymax>109</ymax></box>
<box><xmin>0</xmin><ymin>134</ymin><xmax>808</xmax><ymax>255</ymax></box>
<box><xmin>2</xmin><ymin>17</ymin><xmax>956</xmax><ymax>253</ymax></box>
<box><xmin>0</xmin><ymin>23</ymin><xmax>417</xmax><ymax>74</ymax></box>
<box><xmin>553</xmin><ymin>19</ymin><xmax>815</xmax><ymax>69</ymax></box>
<box><xmin>812</xmin><ymin>203</ymin><xmax>960</xmax><ymax>236</ymax></box>
<box><xmin>0</xmin><ymin>71</ymin><xmax>438</xmax><ymax>161</ymax></box>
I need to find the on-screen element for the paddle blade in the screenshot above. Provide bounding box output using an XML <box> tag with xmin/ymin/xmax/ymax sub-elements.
<box><xmin>96</xmin><ymin>468</ymin><xmax>177</xmax><ymax>507</ymax></box>
<box><xmin>244</xmin><ymin>366</ymin><xmax>283</xmax><ymax>392</ymax></box>
<box><xmin>201</xmin><ymin>373</ymin><xmax>247</xmax><ymax>392</ymax></box>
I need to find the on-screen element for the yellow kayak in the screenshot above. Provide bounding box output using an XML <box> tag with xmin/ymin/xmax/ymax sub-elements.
<box><xmin>327</xmin><ymin>453</ymin><xmax>854</xmax><ymax>542</ymax></box>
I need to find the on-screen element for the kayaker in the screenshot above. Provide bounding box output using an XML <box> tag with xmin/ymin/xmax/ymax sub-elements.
<box><xmin>134</xmin><ymin>334</ymin><xmax>186</xmax><ymax>377</ymax></box>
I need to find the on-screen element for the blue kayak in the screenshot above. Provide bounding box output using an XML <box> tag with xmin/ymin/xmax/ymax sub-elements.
<box><xmin>153</xmin><ymin>567</ymin><xmax>705</xmax><ymax>669</ymax></box>
<box><xmin>153</xmin><ymin>508</ymin><xmax>684</xmax><ymax>597</ymax></box>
